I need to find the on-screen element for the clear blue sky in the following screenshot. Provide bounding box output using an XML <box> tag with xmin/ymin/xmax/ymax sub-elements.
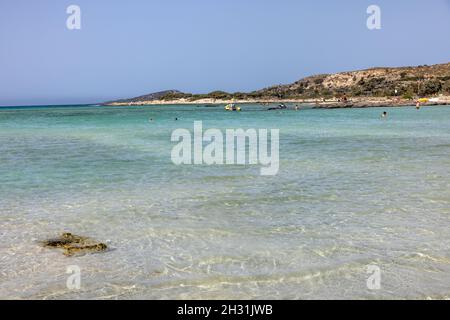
<box><xmin>1</xmin><ymin>0</ymin><xmax>449</xmax><ymax>106</ymax></box>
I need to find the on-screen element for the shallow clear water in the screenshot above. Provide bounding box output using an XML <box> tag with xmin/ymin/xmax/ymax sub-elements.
<box><xmin>1</xmin><ymin>104</ymin><xmax>450</xmax><ymax>299</ymax></box>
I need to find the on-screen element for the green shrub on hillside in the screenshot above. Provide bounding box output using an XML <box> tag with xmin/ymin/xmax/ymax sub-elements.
<box><xmin>419</xmin><ymin>80</ymin><xmax>442</xmax><ymax>96</ymax></box>
<box><xmin>443</xmin><ymin>80</ymin><xmax>450</xmax><ymax>94</ymax></box>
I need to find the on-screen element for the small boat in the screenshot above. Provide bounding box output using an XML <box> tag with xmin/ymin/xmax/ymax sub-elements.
<box><xmin>225</xmin><ymin>103</ymin><xmax>241</xmax><ymax>111</ymax></box>
<box><xmin>268</xmin><ymin>103</ymin><xmax>287</xmax><ymax>111</ymax></box>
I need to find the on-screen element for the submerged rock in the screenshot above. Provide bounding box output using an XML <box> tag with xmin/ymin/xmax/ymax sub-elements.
<box><xmin>42</xmin><ymin>232</ymin><xmax>108</xmax><ymax>256</ymax></box>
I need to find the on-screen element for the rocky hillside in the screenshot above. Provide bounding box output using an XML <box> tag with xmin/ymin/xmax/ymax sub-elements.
<box><xmin>107</xmin><ymin>90</ymin><xmax>184</xmax><ymax>104</ymax></box>
<box><xmin>107</xmin><ymin>62</ymin><xmax>450</xmax><ymax>104</ymax></box>
<box><xmin>254</xmin><ymin>62</ymin><xmax>450</xmax><ymax>99</ymax></box>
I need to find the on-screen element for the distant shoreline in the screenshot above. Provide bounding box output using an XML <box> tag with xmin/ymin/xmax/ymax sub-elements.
<box><xmin>104</xmin><ymin>62</ymin><xmax>450</xmax><ymax>108</ymax></box>
<box><xmin>104</xmin><ymin>96</ymin><xmax>450</xmax><ymax>109</ymax></box>
<box><xmin>2</xmin><ymin>97</ymin><xmax>449</xmax><ymax>109</ymax></box>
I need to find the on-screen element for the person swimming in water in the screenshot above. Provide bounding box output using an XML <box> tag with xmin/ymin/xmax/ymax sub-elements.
<box><xmin>381</xmin><ymin>111</ymin><xmax>388</xmax><ymax>119</ymax></box>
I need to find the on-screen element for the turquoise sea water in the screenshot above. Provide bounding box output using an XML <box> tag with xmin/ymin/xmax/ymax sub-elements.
<box><xmin>1</xmin><ymin>104</ymin><xmax>450</xmax><ymax>299</ymax></box>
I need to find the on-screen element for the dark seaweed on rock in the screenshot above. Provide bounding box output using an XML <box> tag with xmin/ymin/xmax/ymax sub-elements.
<box><xmin>42</xmin><ymin>233</ymin><xmax>108</xmax><ymax>256</ymax></box>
